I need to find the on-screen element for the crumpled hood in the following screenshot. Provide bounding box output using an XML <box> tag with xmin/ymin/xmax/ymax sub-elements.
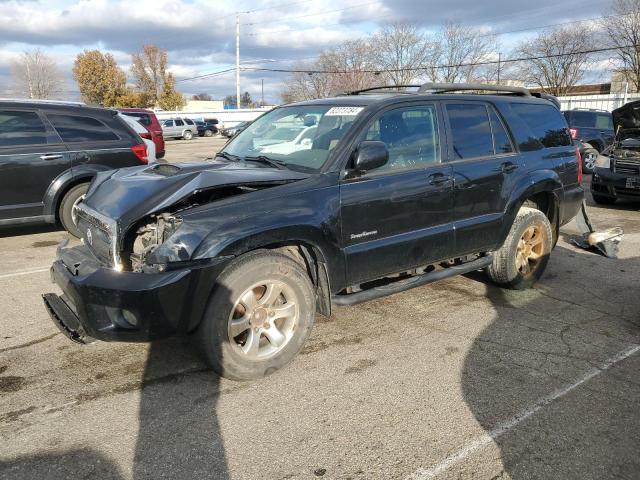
<box><xmin>84</xmin><ymin>161</ymin><xmax>309</xmax><ymax>229</ymax></box>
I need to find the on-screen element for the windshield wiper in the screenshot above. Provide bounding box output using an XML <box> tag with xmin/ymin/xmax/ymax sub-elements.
<box><xmin>243</xmin><ymin>155</ymin><xmax>287</xmax><ymax>170</ymax></box>
<box><xmin>215</xmin><ymin>151</ymin><xmax>241</xmax><ymax>162</ymax></box>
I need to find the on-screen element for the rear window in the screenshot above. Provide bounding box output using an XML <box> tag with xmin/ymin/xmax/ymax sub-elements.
<box><xmin>47</xmin><ymin>114</ymin><xmax>119</xmax><ymax>143</ymax></box>
<box><xmin>569</xmin><ymin>110</ymin><xmax>613</xmax><ymax>130</ymax></box>
<box><xmin>0</xmin><ymin>110</ymin><xmax>47</xmax><ymax>146</ymax></box>
<box><xmin>511</xmin><ymin>103</ymin><xmax>571</xmax><ymax>150</ymax></box>
<box><xmin>122</xmin><ymin>111</ymin><xmax>152</xmax><ymax>126</ymax></box>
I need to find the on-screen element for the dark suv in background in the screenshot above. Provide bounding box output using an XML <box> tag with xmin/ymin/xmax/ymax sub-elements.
<box><xmin>44</xmin><ymin>83</ymin><xmax>583</xmax><ymax>380</ymax></box>
<box><xmin>563</xmin><ymin>109</ymin><xmax>615</xmax><ymax>172</ymax></box>
<box><xmin>0</xmin><ymin>100</ymin><xmax>149</xmax><ymax>237</ymax></box>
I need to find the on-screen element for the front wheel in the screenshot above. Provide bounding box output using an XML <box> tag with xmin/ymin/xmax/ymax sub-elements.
<box><xmin>59</xmin><ymin>183</ymin><xmax>89</xmax><ymax>238</ymax></box>
<box><xmin>196</xmin><ymin>250</ymin><xmax>316</xmax><ymax>380</ymax></box>
<box><xmin>486</xmin><ymin>207</ymin><xmax>553</xmax><ymax>290</ymax></box>
<box><xmin>592</xmin><ymin>193</ymin><xmax>616</xmax><ymax>205</ymax></box>
<box><xmin>582</xmin><ymin>148</ymin><xmax>598</xmax><ymax>173</ymax></box>
<box><xmin>204</xmin><ymin>129</ymin><xmax>213</xmax><ymax>137</ymax></box>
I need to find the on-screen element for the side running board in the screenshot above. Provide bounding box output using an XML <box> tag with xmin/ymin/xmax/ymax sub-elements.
<box><xmin>331</xmin><ymin>255</ymin><xmax>493</xmax><ymax>306</ymax></box>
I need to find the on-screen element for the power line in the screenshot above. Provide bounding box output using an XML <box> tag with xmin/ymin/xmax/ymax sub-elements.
<box><xmin>243</xmin><ymin>1</ymin><xmax>382</xmax><ymax>26</ymax></box>
<box><xmin>238</xmin><ymin>44</ymin><xmax>639</xmax><ymax>75</ymax></box>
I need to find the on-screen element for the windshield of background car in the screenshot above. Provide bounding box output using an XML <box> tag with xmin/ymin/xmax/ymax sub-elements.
<box><xmin>223</xmin><ymin>105</ymin><xmax>364</xmax><ymax>172</ymax></box>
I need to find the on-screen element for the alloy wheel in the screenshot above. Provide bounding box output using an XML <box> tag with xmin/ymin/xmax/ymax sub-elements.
<box><xmin>515</xmin><ymin>223</ymin><xmax>545</xmax><ymax>274</ymax></box>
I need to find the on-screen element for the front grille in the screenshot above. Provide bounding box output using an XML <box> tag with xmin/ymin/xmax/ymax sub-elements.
<box><xmin>614</xmin><ymin>160</ymin><xmax>640</xmax><ymax>175</ymax></box>
<box><xmin>75</xmin><ymin>205</ymin><xmax>117</xmax><ymax>268</ymax></box>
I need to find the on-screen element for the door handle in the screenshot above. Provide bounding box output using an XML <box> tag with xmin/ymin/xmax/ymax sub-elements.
<box><xmin>428</xmin><ymin>173</ymin><xmax>452</xmax><ymax>185</ymax></box>
<box><xmin>497</xmin><ymin>162</ymin><xmax>518</xmax><ymax>173</ymax></box>
<box><xmin>40</xmin><ymin>154</ymin><xmax>63</xmax><ymax>161</ymax></box>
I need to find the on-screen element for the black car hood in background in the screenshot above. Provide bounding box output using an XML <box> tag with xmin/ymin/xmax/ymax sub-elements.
<box><xmin>612</xmin><ymin>100</ymin><xmax>640</xmax><ymax>132</ymax></box>
<box><xmin>84</xmin><ymin>161</ymin><xmax>309</xmax><ymax>230</ymax></box>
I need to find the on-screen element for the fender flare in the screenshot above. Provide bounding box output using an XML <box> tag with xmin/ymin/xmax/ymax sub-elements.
<box><xmin>499</xmin><ymin>171</ymin><xmax>563</xmax><ymax>244</ymax></box>
<box><xmin>43</xmin><ymin>164</ymin><xmax>112</xmax><ymax>218</ymax></box>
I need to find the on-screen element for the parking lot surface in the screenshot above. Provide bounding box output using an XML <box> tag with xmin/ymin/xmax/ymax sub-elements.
<box><xmin>1</xmin><ymin>139</ymin><xmax>639</xmax><ymax>479</ymax></box>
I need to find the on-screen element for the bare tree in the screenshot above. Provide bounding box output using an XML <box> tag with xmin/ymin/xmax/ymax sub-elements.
<box><xmin>131</xmin><ymin>44</ymin><xmax>168</xmax><ymax>106</ymax></box>
<box><xmin>425</xmin><ymin>22</ymin><xmax>497</xmax><ymax>83</ymax></box>
<box><xmin>11</xmin><ymin>49</ymin><xmax>65</xmax><ymax>99</ymax></box>
<box><xmin>515</xmin><ymin>25</ymin><xmax>594</xmax><ymax>95</ymax></box>
<box><xmin>281</xmin><ymin>62</ymin><xmax>333</xmax><ymax>103</ymax></box>
<box><xmin>602</xmin><ymin>0</ymin><xmax>640</xmax><ymax>91</ymax></box>
<box><xmin>368</xmin><ymin>22</ymin><xmax>434</xmax><ymax>87</ymax></box>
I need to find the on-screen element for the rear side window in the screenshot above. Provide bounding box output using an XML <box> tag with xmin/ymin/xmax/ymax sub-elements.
<box><xmin>446</xmin><ymin>103</ymin><xmax>494</xmax><ymax>159</ymax></box>
<box><xmin>175</xmin><ymin>119</ymin><xmax>184</xmax><ymax>126</ymax></box>
<box><xmin>511</xmin><ymin>103</ymin><xmax>571</xmax><ymax>149</ymax></box>
<box><xmin>122</xmin><ymin>111</ymin><xmax>151</xmax><ymax>126</ymax></box>
<box><xmin>489</xmin><ymin>108</ymin><xmax>514</xmax><ymax>154</ymax></box>
<box><xmin>0</xmin><ymin>110</ymin><xmax>48</xmax><ymax>146</ymax></box>
<box><xmin>184</xmin><ymin>118</ymin><xmax>194</xmax><ymax>125</ymax></box>
<box><xmin>47</xmin><ymin>114</ymin><xmax>119</xmax><ymax>143</ymax></box>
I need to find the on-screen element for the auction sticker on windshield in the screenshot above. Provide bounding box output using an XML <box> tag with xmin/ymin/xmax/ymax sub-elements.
<box><xmin>325</xmin><ymin>106</ymin><xmax>365</xmax><ymax>116</ymax></box>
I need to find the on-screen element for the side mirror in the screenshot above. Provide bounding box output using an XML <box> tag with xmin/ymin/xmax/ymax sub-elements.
<box><xmin>353</xmin><ymin>141</ymin><xmax>388</xmax><ymax>173</ymax></box>
<box><xmin>300</xmin><ymin>138</ymin><xmax>312</xmax><ymax>147</ymax></box>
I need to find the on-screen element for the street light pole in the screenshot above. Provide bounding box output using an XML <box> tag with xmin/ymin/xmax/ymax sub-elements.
<box><xmin>236</xmin><ymin>14</ymin><xmax>241</xmax><ymax>109</ymax></box>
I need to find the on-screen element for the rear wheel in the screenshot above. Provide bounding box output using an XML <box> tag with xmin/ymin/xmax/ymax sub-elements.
<box><xmin>196</xmin><ymin>250</ymin><xmax>316</xmax><ymax>380</ymax></box>
<box><xmin>182</xmin><ymin>130</ymin><xmax>193</xmax><ymax>140</ymax></box>
<box><xmin>487</xmin><ymin>207</ymin><xmax>552</xmax><ymax>289</ymax></box>
<box><xmin>582</xmin><ymin>148</ymin><xmax>598</xmax><ymax>173</ymax></box>
<box><xmin>59</xmin><ymin>183</ymin><xmax>89</xmax><ymax>238</ymax></box>
<box><xmin>204</xmin><ymin>129</ymin><xmax>214</xmax><ymax>137</ymax></box>
<box><xmin>592</xmin><ymin>193</ymin><xmax>616</xmax><ymax>205</ymax></box>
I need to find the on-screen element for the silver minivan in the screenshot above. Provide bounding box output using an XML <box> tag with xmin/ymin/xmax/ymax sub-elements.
<box><xmin>161</xmin><ymin>118</ymin><xmax>198</xmax><ymax>140</ymax></box>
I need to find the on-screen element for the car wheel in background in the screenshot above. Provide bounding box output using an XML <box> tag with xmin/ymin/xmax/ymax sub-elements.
<box><xmin>59</xmin><ymin>183</ymin><xmax>90</xmax><ymax>238</ymax></box>
<box><xmin>182</xmin><ymin>130</ymin><xmax>193</xmax><ymax>140</ymax></box>
<box><xmin>196</xmin><ymin>250</ymin><xmax>316</xmax><ymax>380</ymax></box>
<box><xmin>582</xmin><ymin>148</ymin><xmax>598</xmax><ymax>174</ymax></box>
<box><xmin>204</xmin><ymin>129</ymin><xmax>214</xmax><ymax>137</ymax></box>
<box><xmin>486</xmin><ymin>206</ymin><xmax>553</xmax><ymax>290</ymax></box>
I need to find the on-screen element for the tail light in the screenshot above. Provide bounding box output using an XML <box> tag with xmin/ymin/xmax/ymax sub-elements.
<box><xmin>576</xmin><ymin>146</ymin><xmax>582</xmax><ymax>183</ymax></box>
<box><xmin>131</xmin><ymin>143</ymin><xmax>148</xmax><ymax>164</ymax></box>
<box><xmin>569</xmin><ymin>128</ymin><xmax>578</xmax><ymax>140</ymax></box>
<box><xmin>139</xmin><ymin>132</ymin><xmax>152</xmax><ymax>140</ymax></box>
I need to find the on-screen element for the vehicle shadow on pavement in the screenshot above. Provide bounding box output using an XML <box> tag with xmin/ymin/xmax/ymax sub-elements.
<box><xmin>460</xmin><ymin>246</ymin><xmax>640</xmax><ymax>478</ymax></box>
<box><xmin>0</xmin><ymin>223</ymin><xmax>62</xmax><ymax>238</ymax></box>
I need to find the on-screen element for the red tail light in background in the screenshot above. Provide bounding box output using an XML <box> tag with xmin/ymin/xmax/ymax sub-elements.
<box><xmin>139</xmin><ymin>132</ymin><xmax>152</xmax><ymax>140</ymax></box>
<box><xmin>576</xmin><ymin>146</ymin><xmax>582</xmax><ymax>183</ymax></box>
<box><xmin>131</xmin><ymin>143</ymin><xmax>148</xmax><ymax>164</ymax></box>
<box><xmin>569</xmin><ymin>128</ymin><xmax>578</xmax><ymax>140</ymax></box>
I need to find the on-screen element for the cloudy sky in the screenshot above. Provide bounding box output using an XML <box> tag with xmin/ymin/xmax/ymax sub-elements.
<box><xmin>0</xmin><ymin>0</ymin><xmax>615</xmax><ymax>103</ymax></box>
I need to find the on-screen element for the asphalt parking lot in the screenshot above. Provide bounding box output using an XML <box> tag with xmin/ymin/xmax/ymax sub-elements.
<box><xmin>1</xmin><ymin>140</ymin><xmax>639</xmax><ymax>479</ymax></box>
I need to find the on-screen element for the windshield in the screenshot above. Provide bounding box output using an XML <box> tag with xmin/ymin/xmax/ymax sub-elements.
<box><xmin>222</xmin><ymin>105</ymin><xmax>364</xmax><ymax>172</ymax></box>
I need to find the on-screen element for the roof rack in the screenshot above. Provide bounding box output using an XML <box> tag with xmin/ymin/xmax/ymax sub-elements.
<box><xmin>417</xmin><ymin>82</ymin><xmax>532</xmax><ymax>96</ymax></box>
<box><xmin>0</xmin><ymin>98</ymin><xmax>86</xmax><ymax>106</ymax></box>
<box><xmin>343</xmin><ymin>85</ymin><xmax>421</xmax><ymax>95</ymax></box>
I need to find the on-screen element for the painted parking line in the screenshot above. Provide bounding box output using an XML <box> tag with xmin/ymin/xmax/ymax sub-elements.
<box><xmin>406</xmin><ymin>343</ymin><xmax>640</xmax><ymax>480</ymax></box>
<box><xmin>0</xmin><ymin>267</ymin><xmax>50</xmax><ymax>280</ymax></box>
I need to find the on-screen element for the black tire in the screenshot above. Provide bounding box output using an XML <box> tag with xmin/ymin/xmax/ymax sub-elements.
<box><xmin>182</xmin><ymin>130</ymin><xmax>193</xmax><ymax>140</ymax></box>
<box><xmin>204</xmin><ymin>129</ymin><xmax>213</xmax><ymax>137</ymax></box>
<box><xmin>486</xmin><ymin>207</ymin><xmax>553</xmax><ymax>290</ymax></box>
<box><xmin>59</xmin><ymin>183</ymin><xmax>89</xmax><ymax>238</ymax></box>
<box><xmin>196</xmin><ymin>250</ymin><xmax>316</xmax><ymax>380</ymax></box>
<box><xmin>592</xmin><ymin>193</ymin><xmax>616</xmax><ymax>205</ymax></box>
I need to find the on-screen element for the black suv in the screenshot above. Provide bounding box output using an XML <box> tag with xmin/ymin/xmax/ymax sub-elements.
<box><xmin>43</xmin><ymin>84</ymin><xmax>583</xmax><ymax>380</ymax></box>
<box><xmin>195</xmin><ymin>118</ymin><xmax>219</xmax><ymax>137</ymax></box>
<box><xmin>563</xmin><ymin>109</ymin><xmax>615</xmax><ymax>172</ymax></box>
<box><xmin>0</xmin><ymin>100</ymin><xmax>149</xmax><ymax>237</ymax></box>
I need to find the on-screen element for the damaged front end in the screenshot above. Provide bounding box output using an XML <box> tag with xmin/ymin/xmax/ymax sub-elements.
<box><xmin>42</xmin><ymin>161</ymin><xmax>308</xmax><ymax>343</ymax></box>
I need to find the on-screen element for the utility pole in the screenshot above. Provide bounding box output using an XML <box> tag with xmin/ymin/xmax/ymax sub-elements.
<box><xmin>497</xmin><ymin>52</ymin><xmax>501</xmax><ymax>86</ymax></box>
<box><xmin>236</xmin><ymin>14</ymin><xmax>241</xmax><ymax>109</ymax></box>
<box><xmin>261</xmin><ymin>78</ymin><xmax>264</xmax><ymax>106</ymax></box>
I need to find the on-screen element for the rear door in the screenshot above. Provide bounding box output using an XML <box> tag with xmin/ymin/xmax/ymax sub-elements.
<box><xmin>340</xmin><ymin>102</ymin><xmax>455</xmax><ymax>285</ymax></box>
<box><xmin>443</xmin><ymin>101</ymin><xmax>522</xmax><ymax>254</ymax></box>
<box><xmin>45</xmin><ymin>110</ymin><xmax>140</xmax><ymax>170</ymax></box>
<box><xmin>0</xmin><ymin>108</ymin><xmax>71</xmax><ymax>221</ymax></box>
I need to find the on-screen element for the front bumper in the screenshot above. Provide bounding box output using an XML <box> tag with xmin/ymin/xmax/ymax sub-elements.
<box><xmin>42</xmin><ymin>244</ymin><xmax>231</xmax><ymax>343</ymax></box>
<box><xmin>591</xmin><ymin>167</ymin><xmax>640</xmax><ymax>200</ymax></box>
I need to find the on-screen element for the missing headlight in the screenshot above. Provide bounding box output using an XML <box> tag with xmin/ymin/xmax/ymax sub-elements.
<box><xmin>130</xmin><ymin>213</ymin><xmax>182</xmax><ymax>272</ymax></box>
